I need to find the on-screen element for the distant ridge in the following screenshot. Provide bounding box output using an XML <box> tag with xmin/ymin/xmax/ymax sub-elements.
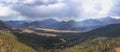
<box><xmin>85</xmin><ymin>23</ymin><xmax>120</xmax><ymax>36</ymax></box>
<box><xmin>4</xmin><ymin>17</ymin><xmax>120</xmax><ymax>31</ymax></box>
<box><xmin>0</xmin><ymin>20</ymin><xmax>11</xmax><ymax>30</ymax></box>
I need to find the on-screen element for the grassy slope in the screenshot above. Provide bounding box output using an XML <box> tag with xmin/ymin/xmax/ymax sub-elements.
<box><xmin>0</xmin><ymin>30</ymin><xmax>36</xmax><ymax>52</ymax></box>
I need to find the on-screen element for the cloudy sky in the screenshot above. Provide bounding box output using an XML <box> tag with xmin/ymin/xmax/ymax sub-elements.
<box><xmin>0</xmin><ymin>0</ymin><xmax>120</xmax><ymax>21</ymax></box>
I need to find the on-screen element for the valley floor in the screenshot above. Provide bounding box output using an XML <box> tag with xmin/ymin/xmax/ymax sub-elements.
<box><xmin>1</xmin><ymin>23</ymin><xmax>120</xmax><ymax>52</ymax></box>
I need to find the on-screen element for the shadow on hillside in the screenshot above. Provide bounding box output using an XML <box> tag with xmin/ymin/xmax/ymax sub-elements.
<box><xmin>12</xmin><ymin>32</ymin><xmax>63</xmax><ymax>50</ymax></box>
<box><xmin>12</xmin><ymin>25</ymin><xmax>120</xmax><ymax>51</ymax></box>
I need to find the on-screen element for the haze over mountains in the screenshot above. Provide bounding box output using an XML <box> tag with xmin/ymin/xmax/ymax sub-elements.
<box><xmin>0</xmin><ymin>20</ymin><xmax>11</xmax><ymax>30</ymax></box>
<box><xmin>5</xmin><ymin>16</ymin><xmax>120</xmax><ymax>32</ymax></box>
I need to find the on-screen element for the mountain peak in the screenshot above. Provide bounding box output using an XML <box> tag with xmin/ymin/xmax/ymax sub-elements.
<box><xmin>67</xmin><ymin>20</ymin><xmax>76</xmax><ymax>22</ymax></box>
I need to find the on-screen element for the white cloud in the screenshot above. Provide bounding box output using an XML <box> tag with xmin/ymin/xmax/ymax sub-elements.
<box><xmin>0</xmin><ymin>0</ymin><xmax>120</xmax><ymax>20</ymax></box>
<box><xmin>69</xmin><ymin>0</ymin><xmax>115</xmax><ymax>18</ymax></box>
<box><xmin>112</xmin><ymin>16</ymin><xmax>120</xmax><ymax>19</ymax></box>
<box><xmin>0</xmin><ymin>5</ymin><xmax>19</xmax><ymax>16</ymax></box>
<box><xmin>23</xmin><ymin>0</ymin><xmax>36</xmax><ymax>4</ymax></box>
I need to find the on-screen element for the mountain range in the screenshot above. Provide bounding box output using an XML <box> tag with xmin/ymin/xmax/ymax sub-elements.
<box><xmin>0</xmin><ymin>20</ymin><xmax>11</xmax><ymax>30</ymax></box>
<box><xmin>5</xmin><ymin>17</ymin><xmax>120</xmax><ymax>32</ymax></box>
<box><xmin>0</xmin><ymin>19</ymin><xmax>120</xmax><ymax>52</ymax></box>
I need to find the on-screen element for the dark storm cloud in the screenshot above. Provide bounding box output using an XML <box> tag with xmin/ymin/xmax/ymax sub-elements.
<box><xmin>0</xmin><ymin>0</ymin><xmax>120</xmax><ymax>21</ymax></box>
<box><xmin>22</xmin><ymin>0</ymin><xmax>64</xmax><ymax>6</ymax></box>
<box><xmin>11</xmin><ymin>2</ymin><xmax>80</xmax><ymax>19</ymax></box>
<box><xmin>0</xmin><ymin>0</ymin><xmax>63</xmax><ymax>6</ymax></box>
<box><xmin>1</xmin><ymin>0</ymin><xmax>81</xmax><ymax>20</ymax></box>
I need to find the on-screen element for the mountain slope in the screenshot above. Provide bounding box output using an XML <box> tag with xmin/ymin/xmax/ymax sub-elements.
<box><xmin>0</xmin><ymin>20</ymin><xmax>36</xmax><ymax>52</ymax></box>
<box><xmin>0</xmin><ymin>30</ymin><xmax>36</xmax><ymax>52</ymax></box>
<box><xmin>0</xmin><ymin>20</ymin><xmax>10</xmax><ymax>30</ymax></box>
<box><xmin>84</xmin><ymin>23</ymin><xmax>120</xmax><ymax>37</ymax></box>
<box><xmin>59</xmin><ymin>23</ymin><xmax>120</xmax><ymax>52</ymax></box>
<box><xmin>5</xmin><ymin>21</ymin><xmax>27</xmax><ymax>28</ymax></box>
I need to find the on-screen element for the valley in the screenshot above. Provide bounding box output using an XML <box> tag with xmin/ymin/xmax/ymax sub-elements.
<box><xmin>1</xmin><ymin>0</ymin><xmax>120</xmax><ymax>52</ymax></box>
<box><xmin>0</xmin><ymin>19</ymin><xmax>120</xmax><ymax>52</ymax></box>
